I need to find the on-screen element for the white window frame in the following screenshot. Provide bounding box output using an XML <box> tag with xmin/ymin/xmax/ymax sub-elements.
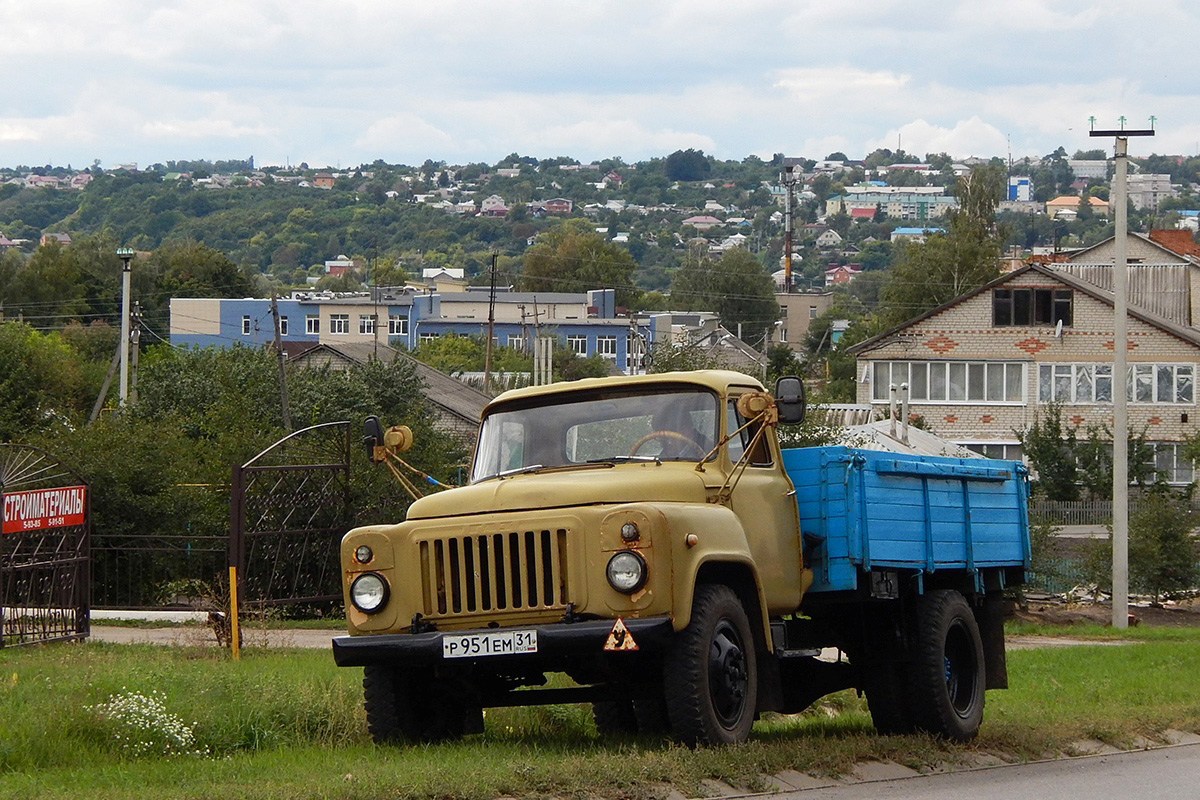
<box><xmin>872</xmin><ymin>360</ymin><xmax>1025</xmax><ymax>404</ymax></box>
<box><xmin>306</xmin><ymin>315</ymin><xmax>320</xmax><ymax>335</ymax></box>
<box><xmin>567</xmin><ymin>334</ymin><xmax>587</xmax><ymax>356</ymax></box>
<box><xmin>596</xmin><ymin>335</ymin><xmax>617</xmax><ymax>360</ymax></box>
<box><xmin>1038</xmin><ymin>362</ymin><xmax>1195</xmax><ymax>405</ymax></box>
<box><xmin>508</xmin><ymin>335</ymin><xmax>525</xmax><ymax>351</ymax></box>
<box><xmin>279</xmin><ymin>316</ymin><xmax>289</xmax><ymax>336</ymax></box>
<box><xmin>359</xmin><ymin>314</ymin><xmax>375</xmax><ymax>335</ymax></box>
<box><xmin>1149</xmin><ymin>442</ymin><xmax>1195</xmax><ymax>484</ymax></box>
<box><xmin>329</xmin><ymin>314</ymin><xmax>350</xmax><ymax>335</ymax></box>
<box><xmin>242</xmin><ymin>316</ymin><xmax>251</xmax><ymax>335</ymax></box>
<box><xmin>388</xmin><ymin>315</ymin><xmax>408</xmax><ymax>336</ymax></box>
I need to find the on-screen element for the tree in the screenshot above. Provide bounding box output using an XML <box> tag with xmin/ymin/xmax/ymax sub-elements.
<box><xmin>519</xmin><ymin>219</ymin><xmax>637</xmax><ymax>306</ymax></box>
<box><xmin>0</xmin><ymin>321</ymin><xmax>86</xmax><ymax>441</ymax></box>
<box><xmin>877</xmin><ymin>164</ymin><xmax>1005</xmax><ymax>328</ymax></box>
<box><xmin>1018</xmin><ymin>403</ymin><xmax>1080</xmax><ymax>501</ymax></box>
<box><xmin>664</xmin><ymin>149</ymin><xmax>712</xmax><ymax>182</ymax></box>
<box><xmin>668</xmin><ymin>247</ymin><xmax>779</xmax><ymax>346</ymax></box>
<box><xmin>152</xmin><ymin>240</ymin><xmax>256</xmax><ymax>299</ymax></box>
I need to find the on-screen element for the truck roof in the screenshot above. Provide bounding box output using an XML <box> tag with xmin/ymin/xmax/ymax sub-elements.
<box><xmin>485</xmin><ymin>370</ymin><xmax>766</xmax><ymax>410</ymax></box>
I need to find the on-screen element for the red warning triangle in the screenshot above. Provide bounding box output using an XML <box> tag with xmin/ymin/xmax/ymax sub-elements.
<box><xmin>603</xmin><ymin>617</ymin><xmax>639</xmax><ymax>651</ymax></box>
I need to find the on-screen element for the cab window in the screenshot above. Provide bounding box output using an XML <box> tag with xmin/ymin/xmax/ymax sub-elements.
<box><xmin>726</xmin><ymin>398</ymin><xmax>773</xmax><ymax>466</ymax></box>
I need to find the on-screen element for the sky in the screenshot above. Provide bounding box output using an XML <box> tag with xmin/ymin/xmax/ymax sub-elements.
<box><xmin>2</xmin><ymin>0</ymin><xmax>1198</xmax><ymax>170</ymax></box>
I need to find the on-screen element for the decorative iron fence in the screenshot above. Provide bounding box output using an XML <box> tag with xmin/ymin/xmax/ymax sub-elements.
<box><xmin>0</xmin><ymin>445</ymin><xmax>90</xmax><ymax>647</ymax></box>
<box><xmin>230</xmin><ymin>422</ymin><xmax>352</xmax><ymax>609</ymax></box>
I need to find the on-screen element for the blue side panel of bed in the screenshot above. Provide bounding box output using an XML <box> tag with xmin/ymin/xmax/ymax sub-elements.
<box><xmin>781</xmin><ymin>446</ymin><xmax>1031</xmax><ymax>594</ymax></box>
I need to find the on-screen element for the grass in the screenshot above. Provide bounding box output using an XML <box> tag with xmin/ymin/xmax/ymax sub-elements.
<box><xmin>2</xmin><ymin>630</ymin><xmax>1200</xmax><ymax>800</ymax></box>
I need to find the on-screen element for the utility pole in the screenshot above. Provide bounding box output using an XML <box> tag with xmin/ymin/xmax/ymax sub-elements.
<box><xmin>484</xmin><ymin>252</ymin><xmax>497</xmax><ymax>392</ymax></box>
<box><xmin>780</xmin><ymin>158</ymin><xmax>801</xmax><ymax>293</ymax></box>
<box><xmin>1090</xmin><ymin>116</ymin><xmax>1155</xmax><ymax>631</ymax></box>
<box><xmin>270</xmin><ymin>293</ymin><xmax>292</xmax><ymax>430</ymax></box>
<box><xmin>116</xmin><ymin>247</ymin><xmax>134</xmax><ymax>406</ymax></box>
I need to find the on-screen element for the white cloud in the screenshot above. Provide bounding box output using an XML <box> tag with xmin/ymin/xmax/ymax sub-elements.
<box><xmin>0</xmin><ymin>0</ymin><xmax>1197</xmax><ymax>165</ymax></box>
<box><xmin>0</xmin><ymin>123</ymin><xmax>40</xmax><ymax>143</ymax></box>
<box><xmin>355</xmin><ymin>114</ymin><xmax>457</xmax><ymax>155</ymax></box>
<box><xmin>866</xmin><ymin>117</ymin><xmax>1009</xmax><ymax>160</ymax></box>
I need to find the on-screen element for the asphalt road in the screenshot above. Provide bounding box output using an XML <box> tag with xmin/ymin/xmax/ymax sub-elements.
<box><xmin>780</xmin><ymin>744</ymin><xmax>1200</xmax><ymax>799</ymax></box>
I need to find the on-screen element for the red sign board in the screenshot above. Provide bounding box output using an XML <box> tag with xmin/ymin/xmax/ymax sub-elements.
<box><xmin>2</xmin><ymin>486</ymin><xmax>87</xmax><ymax>534</ymax></box>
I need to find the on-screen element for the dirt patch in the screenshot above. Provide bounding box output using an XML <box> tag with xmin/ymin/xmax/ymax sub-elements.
<box><xmin>1015</xmin><ymin>594</ymin><xmax>1200</xmax><ymax>628</ymax></box>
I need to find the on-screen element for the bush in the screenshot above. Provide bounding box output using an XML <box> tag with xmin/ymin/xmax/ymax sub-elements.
<box><xmin>1082</xmin><ymin>488</ymin><xmax>1200</xmax><ymax>601</ymax></box>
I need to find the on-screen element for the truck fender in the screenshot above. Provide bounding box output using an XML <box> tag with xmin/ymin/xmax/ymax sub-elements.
<box><xmin>660</xmin><ymin>503</ymin><xmax>772</xmax><ymax>649</ymax></box>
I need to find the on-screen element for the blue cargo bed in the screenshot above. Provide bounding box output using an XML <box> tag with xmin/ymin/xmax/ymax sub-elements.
<box><xmin>781</xmin><ymin>446</ymin><xmax>1030</xmax><ymax>594</ymax></box>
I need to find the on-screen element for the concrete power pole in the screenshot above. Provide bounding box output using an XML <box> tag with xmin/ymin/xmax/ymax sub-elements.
<box><xmin>116</xmin><ymin>247</ymin><xmax>134</xmax><ymax>406</ymax></box>
<box><xmin>270</xmin><ymin>294</ymin><xmax>292</xmax><ymax>430</ymax></box>
<box><xmin>1090</xmin><ymin>117</ymin><xmax>1155</xmax><ymax>630</ymax></box>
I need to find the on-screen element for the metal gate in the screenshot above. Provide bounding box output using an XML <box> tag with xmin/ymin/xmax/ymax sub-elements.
<box><xmin>0</xmin><ymin>444</ymin><xmax>90</xmax><ymax>647</ymax></box>
<box><xmin>230</xmin><ymin>422</ymin><xmax>351</xmax><ymax>608</ymax></box>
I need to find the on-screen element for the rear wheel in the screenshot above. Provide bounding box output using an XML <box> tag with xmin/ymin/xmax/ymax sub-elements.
<box><xmin>907</xmin><ymin>590</ymin><xmax>985</xmax><ymax>741</ymax></box>
<box><xmin>362</xmin><ymin>665</ymin><xmax>466</xmax><ymax>744</ymax></box>
<box><xmin>664</xmin><ymin>584</ymin><xmax>758</xmax><ymax>746</ymax></box>
<box><xmin>863</xmin><ymin>662</ymin><xmax>915</xmax><ymax>735</ymax></box>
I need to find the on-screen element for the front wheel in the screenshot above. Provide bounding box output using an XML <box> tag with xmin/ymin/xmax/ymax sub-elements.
<box><xmin>362</xmin><ymin>665</ymin><xmax>466</xmax><ymax>744</ymax></box>
<box><xmin>663</xmin><ymin>584</ymin><xmax>758</xmax><ymax>746</ymax></box>
<box><xmin>908</xmin><ymin>590</ymin><xmax>985</xmax><ymax>742</ymax></box>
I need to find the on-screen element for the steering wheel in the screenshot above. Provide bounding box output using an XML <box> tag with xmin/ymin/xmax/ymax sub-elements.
<box><xmin>629</xmin><ymin>430</ymin><xmax>706</xmax><ymax>459</ymax></box>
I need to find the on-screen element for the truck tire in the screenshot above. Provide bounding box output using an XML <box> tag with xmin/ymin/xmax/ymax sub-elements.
<box><xmin>593</xmin><ymin>696</ymin><xmax>670</xmax><ymax>737</ymax></box>
<box><xmin>908</xmin><ymin>589</ymin><xmax>985</xmax><ymax>742</ymax></box>
<box><xmin>592</xmin><ymin>701</ymin><xmax>638</xmax><ymax>735</ymax></box>
<box><xmin>863</xmin><ymin>663</ymin><xmax>915</xmax><ymax>735</ymax></box>
<box><xmin>362</xmin><ymin>665</ymin><xmax>466</xmax><ymax>744</ymax></box>
<box><xmin>664</xmin><ymin>584</ymin><xmax>758</xmax><ymax>746</ymax></box>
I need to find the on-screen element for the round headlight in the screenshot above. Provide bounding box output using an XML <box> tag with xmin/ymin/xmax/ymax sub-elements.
<box><xmin>606</xmin><ymin>550</ymin><xmax>647</xmax><ymax>594</ymax></box>
<box><xmin>350</xmin><ymin>572</ymin><xmax>389</xmax><ymax>613</ymax></box>
<box><xmin>620</xmin><ymin>522</ymin><xmax>640</xmax><ymax>542</ymax></box>
<box><xmin>354</xmin><ymin>544</ymin><xmax>374</xmax><ymax>564</ymax></box>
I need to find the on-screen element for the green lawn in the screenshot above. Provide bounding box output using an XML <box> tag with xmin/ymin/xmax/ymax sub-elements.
<box><xmin>2</xmin><ymin>627</ymin><xmax>1199</xmax><ymax>800</ymax></box>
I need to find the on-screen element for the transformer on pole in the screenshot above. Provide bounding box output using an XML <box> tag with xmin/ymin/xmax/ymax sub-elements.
<box><xmin>115</xmin><ymin>247</ymin><xmax>135</xmax><ymax>407</ymax></box>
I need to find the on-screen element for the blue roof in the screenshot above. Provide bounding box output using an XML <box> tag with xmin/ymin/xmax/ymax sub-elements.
<box><xmin>892</xmin><ymin>226</ymin><xmax>945</xmax><ymax>235</ymax></box>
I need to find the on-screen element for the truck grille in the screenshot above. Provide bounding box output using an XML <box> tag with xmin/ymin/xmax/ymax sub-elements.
<box><xmin>418</xmin><ymin>529</ymin><xmax>569</xmax><ymax>617</ymax></box>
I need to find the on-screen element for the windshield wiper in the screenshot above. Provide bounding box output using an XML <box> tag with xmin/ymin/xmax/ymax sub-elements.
<box><xmin>497</xmin><ymin>464</ymin><xmax>544</xmax><ymax>478</ymax></box>
<box><xmin>587</xmin><ymin>455</ymin><xmax>662</xmax><ymax>465</ymax></box>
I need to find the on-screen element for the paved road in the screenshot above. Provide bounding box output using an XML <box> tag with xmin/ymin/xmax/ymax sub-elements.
<box><xmin>89</xmin><ymin>625</ymin><xmax>343</xmax><ymax>648</ymax></box>
<box><xmin>779</xmin><ymin>743</ymin><xmax>1200</xmax><ymax>799</ymax></box>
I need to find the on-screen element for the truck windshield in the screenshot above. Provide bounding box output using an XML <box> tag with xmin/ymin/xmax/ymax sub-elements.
<box><xmin>471</xmin><ymin>387</ymin><xmax>719</xmax><ymax>482</ymax></box>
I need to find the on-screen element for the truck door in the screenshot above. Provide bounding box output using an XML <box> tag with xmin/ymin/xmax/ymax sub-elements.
<box><xmin>725</xmin><ymin>394</ymin><xmax>805</xmax><ymax>614</ymax></box>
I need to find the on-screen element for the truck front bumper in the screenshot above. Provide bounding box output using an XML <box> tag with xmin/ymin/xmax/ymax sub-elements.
<box><xmin>332</xmin><ymin>617</ymin><xmax>675</xmax><ymax>668</ymax></box>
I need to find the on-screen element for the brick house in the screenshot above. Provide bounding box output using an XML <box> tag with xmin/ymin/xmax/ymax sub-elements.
<box><xmin>847</xmin><ymin>262</ymin><xmax>1200</xmax><ymax>482</ymax></box>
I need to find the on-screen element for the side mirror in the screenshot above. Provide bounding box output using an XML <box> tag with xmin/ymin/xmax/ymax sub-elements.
<box><xmin>775</xmin><ymin>376</ymin><xmax>806</xmax><ymax>425</ymax></box>
<box><xmin>363</xmin><ymin>415</ymin><xmax>385</xmax><ymax>461</ymax></box>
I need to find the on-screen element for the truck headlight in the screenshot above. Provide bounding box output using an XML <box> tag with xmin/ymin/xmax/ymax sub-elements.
<box><xmin>606</xmin><ymin>550</ymin><xmax>647</xmax><ymax>593</ymax></box>
<box><xmin>350</xmin><ymin>572</ymin><xmax>389</xmax><ymax>613</ymax></box>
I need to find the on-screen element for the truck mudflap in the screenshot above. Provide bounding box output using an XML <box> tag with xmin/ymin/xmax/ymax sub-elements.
<box><xmin>332</xmin><ymin>617</ymin><xmax>676</xmax><ymax>668</ymax></box>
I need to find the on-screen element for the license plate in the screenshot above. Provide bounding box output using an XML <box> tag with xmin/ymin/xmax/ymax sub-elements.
<box><xmin>442</xmin><ymin>629</ymin><xmax>538</xmax><ymax>659</ymax></box>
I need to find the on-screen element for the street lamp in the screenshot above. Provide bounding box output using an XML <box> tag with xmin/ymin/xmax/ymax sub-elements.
<box><xmin>116</xmin><ymin>247</ymin><xmax>135</xmax><ymax>407</ymax></box>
